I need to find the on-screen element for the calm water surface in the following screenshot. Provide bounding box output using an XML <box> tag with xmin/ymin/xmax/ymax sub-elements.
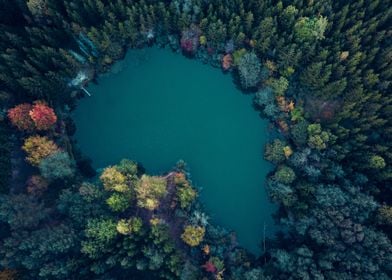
<box><xmin>73</xmin><ymin>47</ymin><xmax>276</xmax><ymax>254</ymax></box>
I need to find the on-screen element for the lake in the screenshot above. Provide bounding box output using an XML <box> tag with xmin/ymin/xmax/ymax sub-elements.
<box><xmin>73</xmin><ymin>47</ymin><xmax>276</xmax><ymax>254</ymax></box>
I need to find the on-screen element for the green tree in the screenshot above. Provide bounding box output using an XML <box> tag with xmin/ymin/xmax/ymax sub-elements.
<box><xmin>265</xmin><ymin>139</ymin><xmax>286</xmax><ymax>164</ymax></box>
<box><xmin>274</xmin><ymin>165</ymin><xmax>296</xmax><ymax>184</ymax></box>
<box><xmin>176</xmin><ymin>185</ymin><xmax>197</xmax><ymax>209</ymax></box>
<box><xmin>81</xmin><ymin>218</ymin><xmax>118</xmax><ymax>259</ymax></box>
<box><xmin>294</xmin><ymin>16</ymin><xmax>328</xmax><ymax>42</ymax></box>
<box><xmin>39</xmin><ymin>151</ymin><xmax>75</xmax><ymax>181</ymax></box>
<box><xmin>369</xmin><ymin>155</ymin><xmax>386</xmax><ymax>169</ymax></box>
<box><xmin>307</xmin><ymin>123</ymin><xmax>334</xmax><ymax>150</ymax></box>
<box><xmin>268</xmin><ymin>76</ymin><xmax>289</xmax><ymax>96</ymax></box>
<box><xmin>238</xmin><ymin>52</ymin><xmax>261</xmax><ymax>89</ymax></box>
<box><xmin>106</xmin><ymin>193</ymin><xmax>131</xmax><ymax>212</ymax></box>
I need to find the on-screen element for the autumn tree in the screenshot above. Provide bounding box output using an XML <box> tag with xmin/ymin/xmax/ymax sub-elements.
<box><xmin>29</xmin><ymin>101</ymin><xmax>57</xmax><ymax>130</ymax></box>
<box><xmin>135</xmin><ymin>175</ymin><xmax>167</xmax><ymax>210</ymax></box>
<box><xmin>181</xmin><ymin>225</ymin><xmax>205</xmax><ymax>247</ymax></box>
<box><xmin>116</xmin><ymin>217</ymin><xmax>143</xmax><ymax>235</ymax></box>
<box><xmin>100</xmin><ymin>166</ymin><xmax>128</xmax><ymax>192</ymax></box>
<box><xmin>7</xmin><ymin>103</ymin><xmax>34</xmax><ymax>131</ymax></box>
<box><xmin>22</xmin><ymin>135</ymin><xmax>59</xmax><ymax>166</ymax></box>
<box><xmin>8</xmin><ymin>102</ymin><xmax>57</xmax><ymax>131</ymax></box>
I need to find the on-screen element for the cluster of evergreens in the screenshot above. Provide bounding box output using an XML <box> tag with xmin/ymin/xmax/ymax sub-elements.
<box><xmin>0</xmin><ymin>0</ymin><xmax>391</xmax><ymax>279</ymax></box>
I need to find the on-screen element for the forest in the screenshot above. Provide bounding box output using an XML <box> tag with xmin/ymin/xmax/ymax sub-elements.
<box><xmin>0</xmin><ymin>0</ymin><xmax>391</xmax><ymax>279</ymax></box>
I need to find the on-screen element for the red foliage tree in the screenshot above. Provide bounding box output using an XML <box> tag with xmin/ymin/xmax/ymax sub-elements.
<box><xmin>7</xmin><ymin>103</ymin><xmax>34</xmax><ymax>131</ymax></box>
<box><xmin>29</xmin><ymin>101</ymin><xmax>57</xmax><ymax>130</ymax></box>
<box><xmin>202</xmin><ymin>261</ymin><xmax>217</xmax><ymax>273</ymax></box>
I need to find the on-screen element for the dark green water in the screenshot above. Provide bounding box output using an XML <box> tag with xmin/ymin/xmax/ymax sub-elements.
<box><xmin>73</xmin><ymin>47</ymin><xmax>276</xmax><ymax>254</ymax></box>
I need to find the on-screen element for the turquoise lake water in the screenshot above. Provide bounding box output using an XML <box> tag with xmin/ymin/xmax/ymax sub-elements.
<box><xmin>73</xmin><ymin>47</ymin><xmax>276</xmax><ymax>254</ymax></box>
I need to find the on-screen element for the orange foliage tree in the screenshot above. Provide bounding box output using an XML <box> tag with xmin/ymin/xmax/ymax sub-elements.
<box><xmin>7</xmin><ymin>103</ymin><xmax>35</xmax><ymax>131</ymax></box>
<box><xmin>222</xmin><ymin>54</ymin><xmax>233</xmax><ymax>71</ymax></box>
<box><xmin>22</xmin><ymin>135</ymin><xmax>59</xmax><ymax>166</ymax></box>
<box><xmin>29</xmin><ymin>101</ymin><xmax>57</xmax><ymax>130</ymax></box>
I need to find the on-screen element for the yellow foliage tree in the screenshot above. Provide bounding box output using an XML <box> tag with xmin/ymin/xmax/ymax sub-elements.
<box><xmin>100</xmin><ymin>167</ymin><xmax>128</xmax><ymax>192</ymax></box>
<box><xmin>22</xmin><ymin>135</ymin><xmax>59</xmax><ymax>166</ymax></box>
<box><xmin>116</xmin><ymin>217</ymin><xmax>142</xmax><ymax>235</ymax></box>
<box><xmin>181</xmin><ymin>225</ymin><xmax>205</xmax><ymax>247</ymax></box>
<box><xmin>283</xmin><ymin>146</ymin><xmax>293</xmax><ymax>158</ymax></box>
<box><xmin>135</xmin><ymin>175</ymin><xmax>167</xmax><ymax>210</ymax></box>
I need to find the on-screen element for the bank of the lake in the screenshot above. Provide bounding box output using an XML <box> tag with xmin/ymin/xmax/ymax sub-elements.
<box><xmin>73</xmin><ymin>47</ymin><xmax>276</xmax><ymax>254</ymax></box>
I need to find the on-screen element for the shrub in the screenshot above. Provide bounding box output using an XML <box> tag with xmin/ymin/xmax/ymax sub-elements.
<box><xmin>22</xmin><ymin>135</ymin><xmax>59</xmax><ymax>166</ymax></box>
<box><xmin>39</xmin><ymin>151</ymin><xmax>75</xmax><ymax>181</ymax></box>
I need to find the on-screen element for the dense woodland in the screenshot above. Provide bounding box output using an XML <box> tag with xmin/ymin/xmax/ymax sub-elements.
<box><xmin>0</xmin><ymin>0</ymin><xmax>391</xmax><ymax>279</ymax></box>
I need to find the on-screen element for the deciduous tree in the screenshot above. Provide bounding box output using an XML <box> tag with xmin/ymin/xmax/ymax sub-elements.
<box><xmin>135</xmin><ymin>175</ymin><xmax>167</xmax><ymax>211</ymax></box>
<box><xmin>22</xmin><ymin>136</ymin><xmax>59</xmax><ymax>166</ymax></box>
<box><xmin>181</xmin><ymin>225</ymin><xmax>205</xmax><ymax>247</ymax></box>
<box><xmin>7</xmin><ymin>103</ymin><xmax>34</xmax><ymax>131</ymax></box>
<box><xmin>29</xmin><ymin>101</ymin><xmax>57</xmax><ymax>130</ymax></box>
